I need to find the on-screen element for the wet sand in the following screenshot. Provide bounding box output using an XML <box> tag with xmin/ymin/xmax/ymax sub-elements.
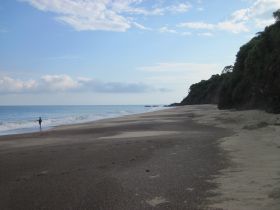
<box><xmin>0</xmin><ymin>105</ymin><xmax>279</xmax><ymax>210</ymax></box>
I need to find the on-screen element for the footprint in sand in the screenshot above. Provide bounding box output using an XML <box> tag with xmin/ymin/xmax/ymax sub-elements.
<box><xmin>186</xmin><ymin>187</ymin><xmax>194</xmax><ymax>191</ymax></box>
<box><xmin>37</xmin><ymin>170</ymin><xmax>48</xmax><ymax>176</ymax></box>
<box><xmin>146</xmin><ymin>196</ymin><xmax>168</xmax><ymax>207</ymax></box>
<box><xmin>149</xmin><ymin>174</ymin><xmax>160</xmax><ymax>179</ymax></box>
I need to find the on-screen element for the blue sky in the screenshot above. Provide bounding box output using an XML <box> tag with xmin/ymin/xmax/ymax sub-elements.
<box><xmin>0</xmin><ymin>0</ymin><xmax>279</xmax><ymax>105</ymax></box>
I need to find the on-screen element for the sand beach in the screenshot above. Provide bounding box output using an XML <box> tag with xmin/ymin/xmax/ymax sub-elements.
<box><xmin>0</xmin><ymin>105</ymin><xmax>279</xmax><ymax>210</ymax></box>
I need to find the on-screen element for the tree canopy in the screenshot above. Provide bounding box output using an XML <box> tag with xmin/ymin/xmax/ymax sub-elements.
<box><xmin>273</xmin><ymin>9</ymin><xmax>280</xmax><ymax>21</ymax></box>
<box><xmin>180</xmin><ymin>9</ymin><xmax>280</xmax><ymax>113</ymax></box>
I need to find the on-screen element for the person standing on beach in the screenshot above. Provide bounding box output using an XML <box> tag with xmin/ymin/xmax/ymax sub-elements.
<box><xmin>38</xmin><ymin>117</ymin><xmax>42</xmax><ymax>130</ymax></box>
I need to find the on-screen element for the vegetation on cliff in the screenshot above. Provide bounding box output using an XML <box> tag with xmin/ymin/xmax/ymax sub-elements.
<box><xmin>180</xmin><ymin>10</ymin><xmax>280</xmax><ymax>113</ymax></box>
<box><xmin>180</xmin><ymin>74</ymin><xmax>224</xmax><ymax>105</ymax></box>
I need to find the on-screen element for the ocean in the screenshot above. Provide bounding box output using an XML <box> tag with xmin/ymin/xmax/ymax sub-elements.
<box><xmin>0</xmin><ymin>105</ymin><xmax>166</xmax><ymax>136</ymax></box>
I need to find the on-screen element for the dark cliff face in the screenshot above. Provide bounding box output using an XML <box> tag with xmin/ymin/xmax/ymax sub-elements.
<box><xmin>180</xmin><ymin>10</ymin><xmax>280</xmax><ymax>113</ymax></box>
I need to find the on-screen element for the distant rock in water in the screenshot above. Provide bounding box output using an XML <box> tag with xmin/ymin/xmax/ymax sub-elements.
<box><xmin>179</xmin><ymin>9</ymin><xmax>280</xmax><ymax>113</ymax></box>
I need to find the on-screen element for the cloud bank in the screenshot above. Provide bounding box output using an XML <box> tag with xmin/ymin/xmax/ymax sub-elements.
<box><xmin>0</xmin><ymin>75</ymin><xmax>162</xmax><ymax>94</ymax></box>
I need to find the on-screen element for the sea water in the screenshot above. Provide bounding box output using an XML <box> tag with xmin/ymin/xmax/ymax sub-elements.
<box><xmin>0</xmin><ymin>105</ymin><xmax>166</xmax><ymax>136</ymax></box>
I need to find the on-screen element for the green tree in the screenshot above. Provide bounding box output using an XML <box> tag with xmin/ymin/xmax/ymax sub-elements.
<box><xmin>179</xmin><ymin>9</ymin><xmax>280</xmax><ymax>113</ymax></box>
<box><xmin>273</xmin><ymin>9</ymin><xmax>280</xmax><ymax>21</ymax></box>
<box><xmin>221</xmin><ymin>65</ymin><xmax>233</xmax><ymax>74</ymax></box>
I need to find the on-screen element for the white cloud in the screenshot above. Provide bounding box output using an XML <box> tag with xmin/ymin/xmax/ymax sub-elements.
<box><xmin>217</xmin><ymin>21</ymin><xmax>248</xmax><ymax>33</ymax></box>
<box><xmin>181</xmin><ymin>31</ymin><xmax>192</xmax><ymax>36</ymax></box>
<box><xmin>254</xmin><ymin>18</ymin><xmax>275</xmax><ymax>28</ymax></box>
<box><xmin>235</xmin><ymin>0</ymin><xmax>280</xmax><ymax>21</ymax></box>
<box><xmin>139</xmin><ymin>62</ymin><xmax>221</xmax><ymax>73</ymax></box>
<box><xmin>41</xmin><ymin>75</ymin><xmax>79</xmax><ymax>91</ymax></box>
<box><xmin>132</xmin><ymin>22</ymin><xmax>151</xmax><ymax>30</ymax></box>
<box><xmin>0</xmin><ymin>63</ymin><xmax>214</xmax><ymax>101</ymax></box>
<box><xmin>178</xmin><ymin>22</ymin><xmax>215</xmax><ymax>30</ymax></box>
<box><xmin>167</xmin><ymin>3</ymin><xmax>191</xmax><ymax>13</ymax></box>
<box><xmin>232</xmin><ymin>0</ymin><xmax>280</xmax><ymax>30</ymax></box>
<box><xmin>231</xmin><ymin>9</ymin><xmax>250</xmax><ymax>22</ymax></box>
<box><xmin>159</xmin><ymin>26</ymin><xmax>177</xmax><ymax>33</ymax></box>
<box><xmin>0</xmin><ymin>74</ymin><xmax>163</xmax><ymax>94</ymax></box>
<box><xmin>117</xmin><ymin>2</ymin><xmax>191</xmax><ymax>15</ymax></box>
<box><xmin>178</xmin><ymin>20</ymin><xmax>248</xmax><ymax>33</ymax></box>
<box><xmin>21</xmin><ymin>0</ymin><xmax>192</xmax><ymax>32</ymax></box>
<box><xmin>0</xmin><ymin>76</ymin><xmax>37</xmax><ymax>93</ymax></box>
<box><xmin>198</xmin><ymin>32</ymin><xmax>213</xmax><ymax>36</ymax></box>
<box><xmin>178</xmin><ymin>0</ymin><xmax>280</xmax><ymax>34</ymax></box>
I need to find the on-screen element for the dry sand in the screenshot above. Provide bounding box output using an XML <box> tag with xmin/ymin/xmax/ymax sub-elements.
<box><xmin>185</xmin><ymin>105</ymin><xmax>280</xmax><ymax>210</ymax></box>
<box><xmin>0</xmin><ymin>105</ymin><xmax>279</xmax><ymax>210</ymax></box>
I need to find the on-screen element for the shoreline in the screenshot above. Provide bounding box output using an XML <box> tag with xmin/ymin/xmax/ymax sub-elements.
<box><xmin>0</xmin><ymin>105</ymin><xmax>279</xmax><ymax>210</ymax></box>
<box><xmin>0</xmin><ymin>106</ymin><xmax>170</xmax><ymax>138</ymax></box>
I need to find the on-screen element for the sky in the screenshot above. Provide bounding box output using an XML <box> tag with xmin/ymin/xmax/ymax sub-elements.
<box><xmin>0</xmin><ymin>0</ymin><xmax>279</xmax><ymax>105</ymax></box>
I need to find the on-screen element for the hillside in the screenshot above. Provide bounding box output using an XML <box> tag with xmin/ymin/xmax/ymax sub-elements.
<box><xmin>180</xmin><ymin>10</ymin><xmax>280</xmax><ymax>113</ymax></box>
<box><xmin>180</xmin><ymin>74</ymin><xmax>224</xmax><ymax>105</ymax></box>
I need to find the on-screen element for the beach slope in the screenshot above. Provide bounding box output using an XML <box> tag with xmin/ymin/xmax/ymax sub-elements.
<box><xmin>0</xmin><ymin>105</ymin><xmax>279</xmax><ymax>210</ymax></box>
